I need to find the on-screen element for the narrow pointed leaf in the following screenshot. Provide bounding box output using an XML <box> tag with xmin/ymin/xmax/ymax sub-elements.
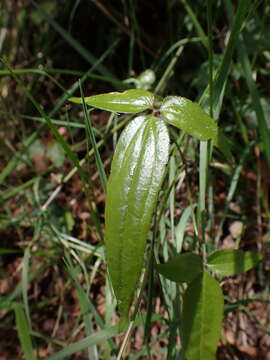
<box><xmin>183</xmin><ymin>271</ymin><xmax>223</xmax><ymax>360</ymax></box>
<box><xmin>69</xmin><ymin>89</ymin><xmax>154</xmax><ymax>113</ymax></box>
<box><xmin>160</xmin><ymin>96</ymin><xmax>218</xmax><ymax>141</ymax></box>
<box><xmin>207</xmin><ymin>249</ymin><xmax>263</xmax><ymax>276</ymax></box>
<box><xmin>156</xmin><ymin>253</ymin><xmax>201</xmax><ymax>283</ymax></box>
<box><xmin>105</xmin><ymin>115</ymin><xmax>169</xmax><ymax>328</ymax></box>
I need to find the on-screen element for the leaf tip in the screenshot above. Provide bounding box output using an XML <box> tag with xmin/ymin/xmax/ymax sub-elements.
<box><xmin>68</xmin><ymin>97</ymin><xmax>83</xmax><ymax>104</ymax></box>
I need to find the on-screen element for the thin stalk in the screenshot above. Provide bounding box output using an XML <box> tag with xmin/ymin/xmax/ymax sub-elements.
<box><xmin>197</xmin><ymin>0</ymin><xmax>214</xmax><ymax>264</ymax></box>
<box><xmin>116</xmin><ymin>267</ymin><xmax>150</xmax><ymax>360</ymax></box>
<box><xmin>79</xmin><ymin>81</ymin><xmax>107</xmax><ymax>194</ymax></box>
<box><xmin>180</xmin><ymin>0</ymin><xmax>208</xmax><ymax>49</ymax></box>
<box><xmin>207</xmin><ymin>0</ymin><xmax>213</xmax><ymax>119</ymax></box>
<box><xmin>143</xmin><ymin>213</ymin><xmax>159</xmax><ymax>345</ymax></box>
<box><xmin>154</xmin><ymin>45</ymin><xmax>184</xmax><ymax>95</ymax></box>
<box><xmin>0</xmin><ymin>68</ymin><xmax>125</xmax><ymax>87</ymax></box>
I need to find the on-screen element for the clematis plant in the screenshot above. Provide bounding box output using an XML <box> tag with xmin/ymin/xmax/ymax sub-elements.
<box><xmin>70</xmin><ymin>88</ymin><xmax>262</xmax><ymax>360</ymax></box>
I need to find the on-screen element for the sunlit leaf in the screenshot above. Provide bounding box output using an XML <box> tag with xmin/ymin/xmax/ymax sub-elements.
<box><xmin>105</xmin><ymin>115</ymin><xmax>169</xmax><ymax>329</ymax></box>
<box><xmin>69</xmin><ymin>89</ymin><xmax>154</xmax><ymax>113</ymax></box>
<box><xmin>156</xmin><ymin>253</ymin><xmax>201</xmax><ymax>283</ymax></box>
<box><xmin>207</xmin><ymin>249</ymin><xmax>263</xmax><ymax>276</ymax></box>
<box><xmin>160</xmin><ymin>96</ymin><xmax>218</xmax><ymax>141</ymax></box>
<box><xmin>183</xmin><ymin>271</ymin><xmax>223</xmax><ymax>360</ymax></box>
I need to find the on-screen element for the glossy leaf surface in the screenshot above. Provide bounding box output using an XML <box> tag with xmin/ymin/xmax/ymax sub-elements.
<box><xmin>156</xmin><ymin>253</ymin><xmax>201</xmax><ymax>283</ymax></box>
<box><xmin>160</xmin><ymin>96</ymin><xmax>218</xmax><ymax>141</ymax></box>
<box><xmin>207</xmin><ymin>249</ymin><xmax>263</xmax><ymax>276</ymax></box>
<box><xmin>69</xmin><ymin>89</ymin><xmax>154</xmax><ymax>113</ymax></box>
<box><xmin>183</xmin><ymin>271</ymin><xmax>223</xmax><ymax>360</ymax></box>
<box><xmin>105</xmin><ymin>115</ymin><xmax>169</xmax><ymax>328</ymax></box>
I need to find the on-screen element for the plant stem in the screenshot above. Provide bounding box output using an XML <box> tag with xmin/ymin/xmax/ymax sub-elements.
<box><xmin>154</xmin><ymin>45</ymin><xmax>183</xmax><ymax>95</ymax></box>
<box><xmin>198</xmin><ymin>0</ymin><xmax>214</xmax><ymax>265</ymax></box>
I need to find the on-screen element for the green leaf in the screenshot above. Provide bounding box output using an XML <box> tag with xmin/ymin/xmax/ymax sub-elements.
<box><xmin>155</xmin><ymin>253</ymin><xmax>201</xmax><ymax>283</ymax></box>
<box><xmin>160</xmin><ymin>96</ymin><xmax>218</xmax><ymax>141</ymax></box>
<box><xmin>183</xmin><ymin>271</ymin><xmax>223</xmax><ymax>360</ymax></box>
<box><xmin>207</xmin><ymin>249</ymin><xmax>263</xmax><ymax>276</ymax></box>
<box><xmin>69</xmin><ymin>89</ymin><xmax>154</xmax><ymax>113</ymax></box>
<box><xmin>105</xmin><ymin>115</ymin><xmax>169</xmax><ymax>328</ymax></box>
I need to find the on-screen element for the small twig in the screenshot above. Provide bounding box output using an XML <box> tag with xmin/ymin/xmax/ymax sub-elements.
<box><xmin>41</xmin><ymin>185</ymin><xmax>62</xmax><ymax>211</ymax></box>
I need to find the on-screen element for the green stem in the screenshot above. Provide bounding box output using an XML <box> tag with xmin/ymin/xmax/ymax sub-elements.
<box><xmin>198</xmin><ymin>0</ymin><xmax>214</xmax><ymax>264</ymax></box>
<box><xmin>154</xmin><ymin>45</ymin><xmax>183</xmax><ymax>95</ymax></box>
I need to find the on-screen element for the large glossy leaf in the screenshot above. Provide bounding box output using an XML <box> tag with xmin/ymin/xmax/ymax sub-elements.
<box><xmin>69</xmin><ymin>89</ymin><xmax>154</xmax><ymax>113</ymax></box>
<box><xmin>105</xmin><ymin>115</ymin><xmax>169</xmax><ymax>329</ymax></box>
<box><xmin>207</xmin><ymin>249</ymin><xmax>263</xmax><ymax>276</ymax></box>
<box><xmin>160</xmin><ymin>96</ymin><xmax>218</xmax><ymax>141</ymax></box>
<box><xmin>155</xmin><ymin>253</ymin><xmax>201</xmax><ymax>283</ymax></box>
<box><xmin>183</xmin><ymin>271</ymin><xmax>223</xmax><ymax>360</ymax></box>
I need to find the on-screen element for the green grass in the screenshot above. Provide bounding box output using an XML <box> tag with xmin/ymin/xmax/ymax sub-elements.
<box><xmin>0</xmin><ymin>0</ymin><xmax>270</xmax><ymax>359</ymax></box>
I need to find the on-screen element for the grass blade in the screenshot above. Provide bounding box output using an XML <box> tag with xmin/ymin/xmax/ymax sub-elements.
<box><xmin>65</xmin><ymin>255</ymin><xmax>99</xmax><ymax>359</ymax></box>
<box><xmin>15</xmin><ymin>304</ymin><xmax>36</xmax><ymax>360</ymax></box>
<box><xmin>22</xmin><ymin>248</ymin><xmax>31</xmax><ymax>330</ymax></box>
<box><xmin>199</xmin><ymin>0</ymin><xmax>252</xmax><ymax>119</ymax></box>
<box><xmin>79</xmin><ymin>83</ymin><xmax>107</xmax><ymax>193</ymax></box>
<box><xmin>198</xmin><ymin>0</ymin><xmax>253</xmax><ymax>244</ymax></box>
<box><xmin>211</xmin><ymin>0</ymin><xmax>252</xmax><ymax>118</ymax></box>
<box><xmin>237</xmin><ymin>36</ymin><xmax>270</xmax><ymax>166</ymax></box>
<box><xmin>175</xmin><ymin>204</ymin><xmax>196</xmax><ymax>253</ymax></box>
<box><xmin>44</xmin><ymin>327</ymin><xmax>118</xmax><ymax>360</ymax></box>
<box><xmin>180</xmin><ymin>0</ymin><xmax>208</xmax><ymax>49</ymax></box>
